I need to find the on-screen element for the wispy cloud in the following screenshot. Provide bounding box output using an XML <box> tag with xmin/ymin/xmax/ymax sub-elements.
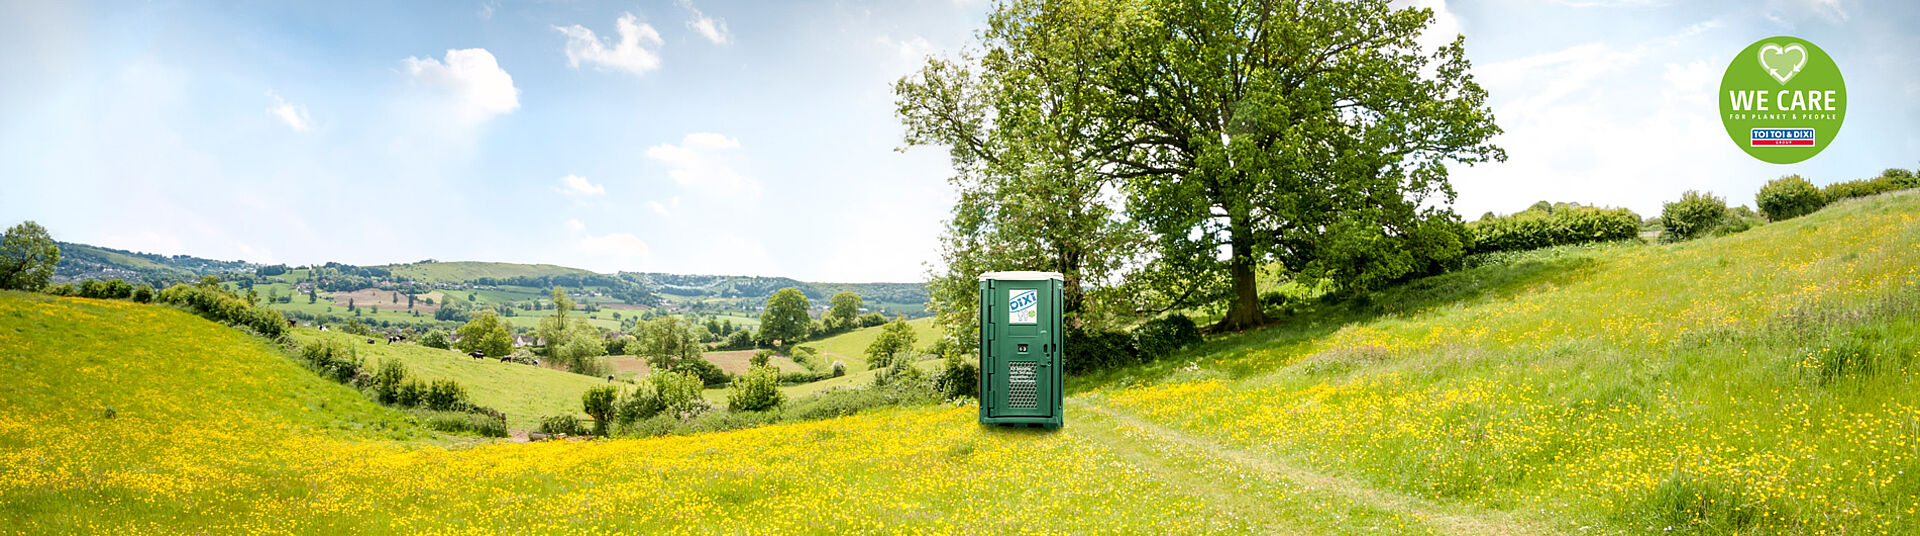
<box><xmin>556</xmin><ymin>174</ymin><xmax>605</xmax><ymax>197</ymax></box>
<box><xmin>647</xmin><ymin>132</ymin><xmax>759</xmax><ymax>195</ymax></box>
<box><xmin>266</xmin><ymin>90</ymin><xmax>310</xmax><ymax>131</ymax></box>
<box><xmin>555</xmin><ymin>12</ymin><xmax>664</xmax><ymax>76</ymax></box>
<box><xmin>680</xmin><ymin>1</ymin><xmax>730</xmax><ymax>45</ymax></box>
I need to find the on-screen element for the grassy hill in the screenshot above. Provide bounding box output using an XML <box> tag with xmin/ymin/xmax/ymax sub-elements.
<box><xmin>382</xmin><ymin>261</ymin><xmax>598</xmax><ymax>283</ymax></box>
<box><xmin>8</xmin><ymin>190</ymin><xmax>1920</xmax><ymax>534</ymax></box>
<box><xmin>800</xmin><ymin>316</ymin><xmax>942</xmax><ymax>371</ymax></box>
<box><xmin>292</xmin><ymin>329</ymin><xmax>612</xmax><ymax>430</ymax></box>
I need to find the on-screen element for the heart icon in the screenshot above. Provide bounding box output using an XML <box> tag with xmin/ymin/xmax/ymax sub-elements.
<box><xmin>1758</xmin><ymin>43</ymin><xmax>1807</xmax><ymax>84</ymax></box>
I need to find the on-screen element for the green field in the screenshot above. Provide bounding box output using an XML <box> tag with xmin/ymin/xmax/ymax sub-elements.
<box><xmin>383</xmin><ymin>261</ymin><xmax>597</xmax><ymax>283</ymax></box>
<box><xmin>799</xmin><ymin>316</ymin><xmax>942</xmax><ymax>371</ymax></box>
<box><xmin>292</xmin><ymin>328</ymin><xmax>612</xmax><ymax>429</ymax></box>
<box><xmin>9</xmin><ymin>190</ymin><xmax>1920</xmax><ymax>534</ymax></box>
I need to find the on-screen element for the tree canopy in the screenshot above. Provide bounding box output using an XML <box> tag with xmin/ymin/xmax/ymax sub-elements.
<box><xmin>1</xmin><ymin>221</ymin><xmax>60</xmax><ymax>292</ymax></box>
<box><xmin>758</xmin><ymin>287</ymin><xmax>811</xmax><ymax>346</ymax></box>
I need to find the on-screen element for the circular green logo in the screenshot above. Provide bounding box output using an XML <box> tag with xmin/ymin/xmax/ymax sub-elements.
<box><xmin>1718</xmin><ymin>36</ymin><xmax>1846</xmax><ymax>164</ymax></box>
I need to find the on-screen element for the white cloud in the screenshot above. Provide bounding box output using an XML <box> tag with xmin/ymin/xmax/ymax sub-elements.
<box><xmin>646</xmin><ymin>132</ymin><xmax>759</xmax><ymax>195</ymax></box>
<box><xmin>266</xmin><ymin>91</ymin><xmax>310</xmax><ymax>131</ymax></box>
<box><xmin>402</xmin><ymin>48</ymin><xmax>520</xmax><ymax>123</ymax></box>
<box><xmin>564</xmin><ymin>219</ymin><xmax>651</xmax><ymax>272</ymax></box>
<box><xmin>555</xmin><ymin>13</ymin><xmax>664</xmax><ymax>76</ymax></box>
<box><xmin>680</xmin><ymin>1</ymin><xmax>730</xmax><ymax>45</ymax></box>
<box><xmin>557</xmin><ymin>174</ymin><xmax>605</xmax><ymax>196</ymax></box>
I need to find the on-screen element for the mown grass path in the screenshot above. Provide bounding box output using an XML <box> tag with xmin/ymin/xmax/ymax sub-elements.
<box><xmin>1068</xmin><ymin>398</ymin><xmax>1565</xmax><ymax>536</ymax></box>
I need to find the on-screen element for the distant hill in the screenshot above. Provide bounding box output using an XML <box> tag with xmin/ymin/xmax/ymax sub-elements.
<box><xmin>50</xmin><ymin>242</ymin><xmax>929</xmax><ymax>314</ymax></box>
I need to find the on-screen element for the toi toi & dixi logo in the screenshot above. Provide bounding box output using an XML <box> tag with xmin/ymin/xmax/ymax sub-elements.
<box><xmin>1719</xmin><ymin>36</ymin><xmax>1847</xmax><ymax>164</ymax></box>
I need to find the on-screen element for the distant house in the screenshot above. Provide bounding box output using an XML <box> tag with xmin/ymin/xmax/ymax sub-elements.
<box><xmin>512</xmin><ymin>335</ymin><xmax>546</xmax><ymax>348</ymax></box>
<box><xmin>603</xmin><ymin>331</ymin><xmax>628</xmax><ymax>341</ymax></box>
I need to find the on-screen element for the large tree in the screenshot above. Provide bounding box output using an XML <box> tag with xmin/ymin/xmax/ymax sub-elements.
<box><xmin>897</xmin><ymin>0</ymin><xmax>1145</xmax><ymax>351</ymax></box>
<box><xmin>826</xmin><ymin>292</ymin><xmax>862</xmax><ymax>330</ymax></box>
<box><xmin>0</xmin><ymin>221</ymin><xmax>60</xmax><ymax>292</ymax></box>
<box><xmin>1098</xmin><ymin>0</ymin><xmax>1503</xmax><ymax>330</ymax></box>
<box><xmin>758</xmin><ymin>288</ymin><xmax>811</xmax><ymax>347</ymax></box>
<box><xmin>455</xmin><ymin>311</ymin><xmax>514</xmax><ymax>357</ymax></box>
<box><xmin>636</xmin><ymin>316</ymin><xmax>703</xmax><ymax>371</ymax></box>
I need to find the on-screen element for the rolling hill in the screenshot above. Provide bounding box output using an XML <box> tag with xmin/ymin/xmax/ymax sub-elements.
<box><xmin>8</xmin><ymin>190</ymin><xmax>1920</xmax><ymax>534</ymax></box>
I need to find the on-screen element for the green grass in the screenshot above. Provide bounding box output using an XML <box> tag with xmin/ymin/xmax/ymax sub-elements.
<box><xmin>291</xmin><ymin>328</ymin><xmax>610</xmax><ymax>429</ymax></box>
<box><xmin>799</xmin><ymin>316</ymin><xmax>942</xmax><ymax>371</ymax></box>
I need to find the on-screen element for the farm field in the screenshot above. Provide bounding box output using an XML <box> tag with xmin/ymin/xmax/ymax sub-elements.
<box><xmin>799</xmin><ymin>316</ymin><xmax>941</xmax><ymax>371</ymax></box>
<box><xmin>4</xmin><ymin>190</ymin><xmax>1919</xmax><ymax>534</ymax></box>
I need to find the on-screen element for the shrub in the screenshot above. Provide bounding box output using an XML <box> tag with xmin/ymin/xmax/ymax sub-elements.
<box><xmin>582</xmin><ymin>385</ymin><xmax>618</xmax><ymax>436</ymax></box>
<box><xmin>751</xmin><ymin>349</ymin><xmax>774</xmax><ymax>367</ymax></box>
<box><xmin>412</xmin><ymin>409</ymin><xmax>508</xmax><ymax>438</ymax></box>
<box><xmin>538</xmin><ymin>414</ymin><xmax>588</xmax><ymax>436</ymax></box>
<box><xmin>371</xmin><ymin>358</ymin><xmax>408</xmax><ymax>404</ymax></box>
<box><xmin>1133</xmin><ymin>315</ymin><xmax>1201</xmax><ymax>361</ymax></box>
<box><xmin>651</xmin><ymin>370</ymin><xmax>711</xmax><ymax>419</ymax></box>
<box><xmin>933</xmin><ymin>354</ymin><xmax>980</xmax><ymax>399</ymax></box>
<box><xmin>615</xmin><ymin>382</ymin><xmax>666</xmax><ymax>425</ymax></box>
<box><xmin>298</xmin><ymin>339</ymin><xmax>363</xmax><ymax>384</ymax></box>
<box><xmin>1822</xmin><ymin>175</ymin><xmax>1905</xmax><ymax>202</ymax></box>
<box><xmin>727</xmin><ymin>365</ymin><xmax>785</xmax><ymax>412</ymax></box>
<box><xmin>156</xmin><ymin>280</ymin><xmax>287</xmax><ymax>337</ymax></box>
<box><xmin>1755</xmin><ymin>175</ymin><xmax>1825</xmax><ymax>221</ymax></box>
<box><xmin>1466</xmin><ymin>207</ymin><xmax>1639</xmax><ymax>254</ymax></box>
<box><xmin>504</xmin><ymin>349</ymin><xmax>538</xmax><ymax>365</ymax></box>
<box><xmin>778</xmin><ymin>371</ymin><xmax>823</xmax><ymax>384</ymax></box>
<box><xmin>130</xmin><ymin>284</ymin><xmax>153</xmax><ymax>303</ymax></box>
<box><xmin>830</xmin><ymin>361</ymin><xmax>846</xmax><ymax>377</ymax></box>
<box><xmin>1659</xmin><ymin>190</ymin><xmax>1727</xmax><ymax>242</ymax></box>
<box><xmin>1886</xmin><ymin>168</ymin><xmax>1918</xmax><ymax>189</ymax></box>
<box><xmin>394</xmin><ymin>381</ymin><xmax>423</xmax><ymax>408</ymax></box>
<box><xmin>865</xmin><ymin>317</ymin><xmax>919</xmax><ymax>370</ymax></box>
<box><xmin>78</xmin><ymin>279</ymin><xmax>135</xmax><ymax>300</ymax></box>
<box><xmin>1063</xmin><ymin>327</ymin><xmax>1138</xmax><ymax>376</ymax></box>
<box><xmin>419</xmin><ymin>330</ymin><xmax>451</xmax><ymax>350</ymax></box>
<box><xmin>672</xmin><ymin>358</ymin><xmax>731</xmax><ymax>387</ymax></box>
<box><xmin>421</xmin><ymin>379</ymin><xmax>468</xmax><ymax>411</ymax></box>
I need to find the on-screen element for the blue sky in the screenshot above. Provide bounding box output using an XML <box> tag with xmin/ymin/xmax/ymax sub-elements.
<box><xmin>1</xmin><ymin>0</ymin><xmax>1915</xmax><ymax>282</ymax></box>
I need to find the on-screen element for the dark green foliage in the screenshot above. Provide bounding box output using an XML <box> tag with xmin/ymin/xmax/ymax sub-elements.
<box><xmin>538</xmin><ymin>414</ymin><xmax>588</xmax><ymax>436</ymax></box>
<box><xmin>777</xmin><ymin>371</ymin><xmax>824</xmax><ymax>384</ymax></box>
<box><xmin>130</xmin><ymin>284</ymin><xmax>153</xmax><ymax>303</ymax></box>
<box><xmin>617</xmin><ymin>381</ymin><xmax>942</xmax><ymax>438</ymax></box>
<box><xmin>582</xmin><ymin>385</ymin><xmax>618</xmax><ymax>436</ymax></box>
<box><xmin>1886</xmin><ymin>168</ymin><xmax>1918</xmax><ymax>189</ymax></box>
<box><xmin>77</xmin><ymin>279</ymin><xmax>136</xmax><ymax>300</ymax></box>
<box><xmin>758</xmin><ymin>287</ymin><xmax>811</xmax><ymax>346</ymax></box>
<box><xmin>297</xmin><ymin>339</ymin><xmax>363</xmax><ymax>384</ymax></box>
<box><xmin>727</xmin><ymin>365</ymin><xmax>785</xmax><ymax>412</ymax></box>
<box><xmin>830</xmin><ymin>361</ymin><xmax>846</xmax><ymax>377</ymax></box>
<box><xmin>1755</xmin><ymin>175</ymin><xmax>1825</xmax><ymax>222</ymax></box>
<box><xmin>1659</xmin><ymin>191</ymin><xmax>1728</xmax><ymax>242</ymax></box>
<box><xmin>155</xmin><ymin>279</ymin><xmax>288</xmax><ymax>337</ymax></box>
<box><xmin>0</xmin><ymin>221</ymin><xmax>60</xmax><ymax>291</ymax></box>
<box><xmin>1821</xmin><ymin>175</ymin><xmax>1906</xmax><ymax>202</ymax></box>
<box><xmin>751</xmin><ymin>349</ymin><xmax>773</xmax><ymax>367</ymax></box>
<box><xmin>1133</xmin><ymin>315</ymin><xmax>1202</xmax><ymax>361</ymax></box>
<box><xmin>856</xmin><ymin>312</ymin><xmax>888</xmax><ymax>328</ymax></box>
<box><xmin>1466</xmin><ymin>207</ymin><xmax>1640</xmax><ymax>254</ymax></box>
<box><xmin>420</xmin><ymin>379</ymin><xmax>468</xmax><ymax>412</ymax></box>
<box><xmin>419</xmin><ymin>330</ymin><xmax>451</xmax><ymax>350</ymax></box>
<box><xmin>670</xmin><ymin>358</ymin><xmax>730</xmax><ymax>387</ymax></box>
<box><xmin>865</xmin><ymin>317</ymin><xmax>918</xmax><ymax>370</ymax></box>
<box><xmin>1063</xmin><ymin>327</ymin><xmax>1138</xmax><ymax>376</ymax></box>
<box><xmin>933</xmin><ymin>354</ymin><xmax>980</xmax><ymax>399</ymax></box>
<box><xmin>371</xmin><ymin>358</ymin><xmax>408</xmax><ymax>404</ymax></box>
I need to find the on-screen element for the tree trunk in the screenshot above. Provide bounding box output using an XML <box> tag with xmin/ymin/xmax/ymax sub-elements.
<box><xmin>1213</xmin><ymin>214</ymin><xmax>1270</xmax><ymax>333</ymax></box>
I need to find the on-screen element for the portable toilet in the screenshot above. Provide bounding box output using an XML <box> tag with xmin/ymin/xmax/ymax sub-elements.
<box><xmin>977</xmin><ymin>271</ymin><xmax>1064</xmax><ymax>428</ymax></box>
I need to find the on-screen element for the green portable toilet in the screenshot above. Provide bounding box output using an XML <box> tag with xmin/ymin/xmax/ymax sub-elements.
<box><xmin>977</xmin><ymin>271</ymin><xmax>1064</xmax><ymax>428</ymax></box>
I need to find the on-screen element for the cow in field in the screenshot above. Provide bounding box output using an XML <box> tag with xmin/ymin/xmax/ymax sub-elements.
<box><xmin>468</xmin><ymin>351</ymin><xmax>486</xmax><ymax>360</ymax></box>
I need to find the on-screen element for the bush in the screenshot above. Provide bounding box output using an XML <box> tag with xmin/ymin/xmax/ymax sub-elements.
<box><xmin>1133</xmin><ymin>315</ymin><xmax>1201</xmax><ymax>361</ymax></box>
<box><xmin>419</xmin><ymin>330</ymin><xmax>451</xmax><ymax>350</ymax></box>
<box><xmin>1886</xmin><ymin>168</ymin><xmax>1918</xmax><ymax>189</ymax></box>
<box><xmin>1466</xmin><ymin>207</ymin><xmax>1640</xmax><ymax>254</ymax></box>
<box><xmin>630</xmin><ymin>370</ymin><xmax>711</xmax><ymax>420</ymax></box>
<box><xmin>751</xmin><ymin>349</ymin><xmax>774</xmax><ymax>367</ymax></box>
<box><xmin>130</xmin><ymin>284</ymin><xmax>153</xmax><ymax>303</ymax></box>
<box><xmin>933</xmin><ymin>354</ymin><xmax>980</xmax><ymax>399</ymax></box>
<box><xmin>538</xmin><ymin>414</ymin><xmax>588</xmax><ymax>436</ymax></box>
<box><xmin>1755</xmin><ymin>175</ymin><xmax>1825</xmax><ymax>221</ymax></box>
<box><xmin>421</xmin><ymin>379</ymin><xmax>468</xmax><ymax>411</ymax></box>
<box><xmin>412</xmin><ymin>409</ymin><xmax>508</xmax><ymax>438</ymax></box>
<box><xmin>156</xmin><ymin>279</ymin><xmax>288</xmax><ymax>337</ymax></box>
<box><xmin>615</xmin><ymin>382</ymin><xmax>666</xmax><ymax>425</ymax></box>
<box><xmin>78</xmin><ymin>279</ymin><xmax>135</xmax><ymax>300</ymax></box>
<box><xmin>371</xmin><ymin>358</ymin><xmax>408</xmax><ymax>404</ymax></box>
<box><xmin>1659</xmin><ymin>190</ymin><xmax>1727</xmax><ymax>242</ymax></box>
<box><xmin>727</xmin><ymin>365</ymin><xmax>785</xmax><ymax>412</ymax></box>
<box><xmin>830</xmin><ymin>361</ymin><xmax>846</xmax><ymax>377</ymax></box>
<box><xmin>1822</xmin><ymin>175</ymin><xmax>1905</xmax><ymax>202</ymax></box>
<box><xmin>1063</xmin><ymin>327</ymin><xmax>1138</xmax><ymax>376</ymax></box>
<box><xmin>778</xmin><ymin>371</ymin><xmax>824</xmax><ymax>384</ymax></box>
<box><xmin>582</xmin><ymin>385</ymin><xmax>618</xmax><ymax>436</ymax></box>
<box><xmin>298</xmin><ymin>339</ymin><xmax>363</xmax><ymax>384</ymax></box>
<box><xmin>672</xmin><ymin>358</ymin><xmax>731</xmax><ymax>387</ymax></box>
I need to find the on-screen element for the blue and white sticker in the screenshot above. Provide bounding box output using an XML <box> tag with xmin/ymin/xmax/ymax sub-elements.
<box><xmin>1009</xmin><ymin>289</ymin><xmax>1037</xmax><ymax>324</ymax></box>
